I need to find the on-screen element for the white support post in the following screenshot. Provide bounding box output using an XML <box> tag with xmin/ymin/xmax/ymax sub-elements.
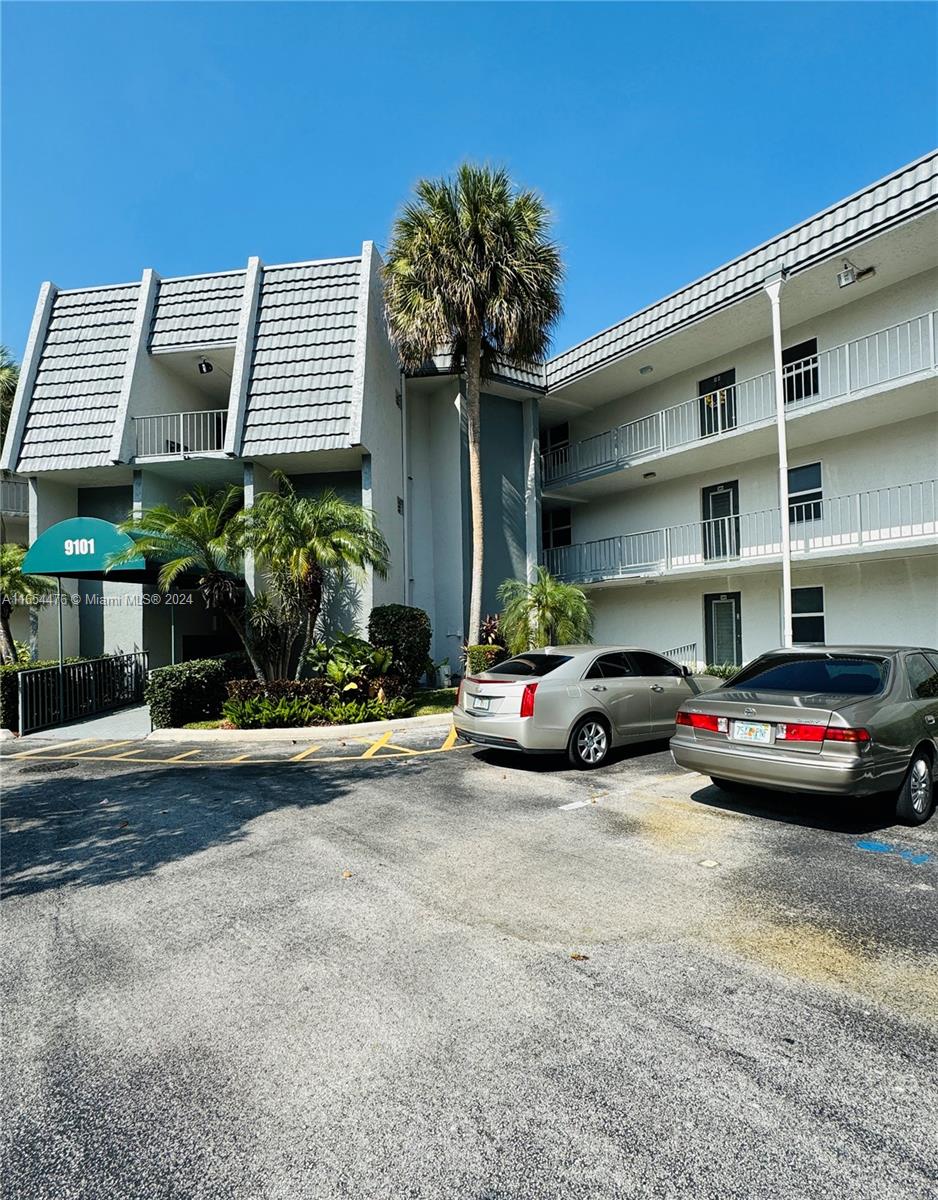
<box><xmin>765</xmin><ymin>272</ymin><xmax>792</xmax><ymax>649</ymax></box>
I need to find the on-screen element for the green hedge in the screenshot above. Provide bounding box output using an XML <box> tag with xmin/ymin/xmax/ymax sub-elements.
<box><xmin>146</xmin><ymin>654</ymin><xmax>249</xmax><ymax>728</ymax></box>
<box><xmin>0</xmin><ymin>658</ymin><xmax>84</xmax><ymax>734</ymax></box>
<box><xmin>222</xmin><ymin>694</ymin><xmax>415</xmax><ymax>729</ymax></box>
<box><xmin>226</xmin><ymin>678</ymin><xmax>332</xmax><ymax>704</ymax></box>
<box><xmin>465</xmin><ymin>645</ymin><xmax>509</xmax><ymax>674</ymax></box>
<box><xmin>368</xmin><ymin>604</ymin><xmax>432</xmax><ymax>693</ymax></box>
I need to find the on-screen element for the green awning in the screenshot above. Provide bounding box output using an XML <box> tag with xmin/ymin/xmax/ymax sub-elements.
<box><xmin>21</xmin><ymin>517</ymin><xmax>147</xmax><ymax>579</ymax></box>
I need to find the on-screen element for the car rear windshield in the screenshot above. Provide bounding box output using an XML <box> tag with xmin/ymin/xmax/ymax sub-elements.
<box><xmin>483</xmin><ymin>654</ymin><xmax>571</xmax><ymax>678</ymax></box>
<box><xmin>727</xmin><ymin>655</ymin><xmax>889</xmax><ymax>696</ymax></box>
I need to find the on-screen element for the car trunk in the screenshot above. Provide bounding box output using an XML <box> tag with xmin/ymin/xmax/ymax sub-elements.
<box><xmin>461</xmin><ymin>673</ymin><xmax>531</xmax><ymax>718</ymax></box>
<box><xmin>690</xmin><ymin>689</ymin><xmax>862</xmax><ymax>756</ymax></box>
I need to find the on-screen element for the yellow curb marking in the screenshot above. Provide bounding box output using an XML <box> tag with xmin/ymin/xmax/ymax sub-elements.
<box><xmin>441</xmin><ymin>725</ymin><xmax>458</xmax><ymax>751</ymax></box>
<box><xmin>360</xmin><ymin>730</ymin><xmax>393</xmax><ymax>758</ymax></box>
<box><xmin>13</xmin><ymin>737</ymin><xmax>92</xmax><ymax>759</ymax></box>
<box><xmin>290</xmin><ymin>745</ymin><xmax>321</xmax><ymax>762</ymax></box>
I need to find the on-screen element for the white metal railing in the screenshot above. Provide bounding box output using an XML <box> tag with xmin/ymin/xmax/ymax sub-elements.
<box><xmin>662</xmin><ymin>642</ymin><xmax>698</xmax><ymax>665</ymax></box>
<box><xmin>135</xmin><ymin>410</ymin><xmax>227</xmax><ymax>458</ymax></box>
<box><xmin>0</xmin><ymin>478</ymin><xmax>29</xmax><ymax>515</ymax></box>
<box><xmin>542</xmin><ymin>479</ymin><xmax>937</xmax><ymax>584</ymax></box>
<box><xmin>541</xmin><ymin>310</ymin><xmax>938</xmax><ymax>486</ymax></box>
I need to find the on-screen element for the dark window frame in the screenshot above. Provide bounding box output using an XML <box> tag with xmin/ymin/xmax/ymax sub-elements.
<box><xmin>788</xmin><ymin>461</ymin><xmax>823</xmax><ymax>523</ymax></box>
<box><xmin>791</xmin><ymin>585</ymin><xmax>825</xmax><ymax>644</ymax></box>
<box><xmin>783</xmin><ymin>337</ymin><xmax>820</xmax><ymax>405</ymax></box>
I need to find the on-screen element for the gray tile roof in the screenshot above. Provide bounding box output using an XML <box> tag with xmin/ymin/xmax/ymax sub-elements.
<box><xmin>239</xmin><ymin>257</ymin><xmax>362</xmax><ymax>456</ymax></box>
<box><xmin>17</xmin><ymin>283</ymin><xmax>140</xmax><ymax>471</ymax></box>
<box><xmin>546</xmin><ymin>150</ymin><xmax>938</xmax><ymax>389</ymax></box>
<box><xmin>149</xmin><ymin>271</ymin><xmax>245</xmax><ymax>350</ymax></box>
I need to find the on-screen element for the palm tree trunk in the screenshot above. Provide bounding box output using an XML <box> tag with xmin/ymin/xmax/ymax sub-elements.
<box><xmin>293</xmin><ymin>573</ymin><xmax>323</xmax><ymax>680</ymax></box>
<box><xmin>223</xmin><ymin>610</ymin><xmax>266</xmax><ymax>681</ymax></box>
<box><xmin>465</xmin><ymin>328</ymin><xmax>485</xmax><ymax>645</ymax></box>
<box><xmin>0</xmin><ymin>602</ymin><xmax>16</xmax><ymax>665</ymax></box>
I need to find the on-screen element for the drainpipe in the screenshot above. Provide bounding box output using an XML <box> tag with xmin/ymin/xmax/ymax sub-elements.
<box><xmin>764</xmin><ymin>270</ymin><xmax>792</xmax><ymax>648</ymax></box>
<box><xmin>400</xmin><ymin>371</ymin><xmax>411</xmax><ymax>606</ymax></box>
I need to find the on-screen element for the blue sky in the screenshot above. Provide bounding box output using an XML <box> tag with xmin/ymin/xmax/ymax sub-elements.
<box><xmin>3</xmin><ymin>1</ymin><xmax>936</xmax><ymax>359</ymax></box>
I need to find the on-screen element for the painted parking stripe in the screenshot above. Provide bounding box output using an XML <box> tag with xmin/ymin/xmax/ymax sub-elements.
<box><xmin>289</xmin><ymin>745</ymin><xmax>321</xmax><ymax>761</ymax></box>
<box><xmin>165</xmin><ymin>749</ymin><xmax>203</xmax><ymax>762</ymax></box>
<box><xmin>441</xmin><ymin>725</ymin><xmax>458</xmax><ymax>751</ymax></box>
<box><xmin>67</xmin><ymin>740</ymin><xmax>135</xmax><ymax>757</ymax></box>
<box><xmin>13</xmin><ymin>737</ymin><xmax>92</xmax><ymax>759</ymax></box>
<box><xmin>361</xmin><ymin>730</ymin><xmax>393</xmax><ymax>758</ymax></box>
<box><xmin>112</xmin><ymin>748</ymin><xmax>149</xmax><ymax>759</ymax></box>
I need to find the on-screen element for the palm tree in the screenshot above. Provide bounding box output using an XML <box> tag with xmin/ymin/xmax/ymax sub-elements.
<box><xmin>0</xmin><ymin>346</ymin><xmax>19</xmax><ymax>447</ymax></box>
<box><xmin>111</xmin><ymin>484</ymin><xmax>265</xmax><ymax>680</ymax></box>
<box><xmin>0</xmin><ymin>543</ymin><xmax>58</xmax><ymax>665</ymax></box>
<box><xmin>384</xmin><ymin>164</ymin><xmax>563</xmax><ymax>643</ymax></box>
<box><xmin>498</xmin><ymin>566</ymin><xmax>593</xmax><ymax>655</ymax></box>
<box><xmin>246</xmin><ymin>475</ymin><xmax>390</xmax><ymax>679</ymax></box>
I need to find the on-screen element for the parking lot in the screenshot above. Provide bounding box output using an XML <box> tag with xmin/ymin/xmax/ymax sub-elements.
<box><xmin>2</xmin><ymin>729</ymin><xmax>936</xmax><ymax>1199</ymax></box>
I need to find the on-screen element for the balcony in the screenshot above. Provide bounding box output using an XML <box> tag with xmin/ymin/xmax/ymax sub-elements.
<box><xmin>1</xmin><ymin>478</ymin><xmax>29</xmax><ymax>516</ymax></box>
<box><xmin>134</xmin><ymin>409</ymin><xmax>228</xmax><ymax>459</ymax></box>
<box><xmin>541</xmin><ymin>311</ymin><xmax>937</xmax><ymax>488</ymax></box>
<box><xmin>542</xmin><ymin>479</ymin><xmax>938</xmax><ymax>585</ymax></box>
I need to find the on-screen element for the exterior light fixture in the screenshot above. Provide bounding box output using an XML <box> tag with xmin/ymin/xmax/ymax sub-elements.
<box><xmin>197</xmin><ymin>358</ymin><xmax>214</xmax><ymax>375</ymax></box>
<box><xmin>837</xmin><ymin>259</ymin><xmax>875</xmax><ymax>289</ymax></box>
<box><xmin>639</xmin><ymin>365</ymin><xmax>654</xmax><ymax>375</ymax></box>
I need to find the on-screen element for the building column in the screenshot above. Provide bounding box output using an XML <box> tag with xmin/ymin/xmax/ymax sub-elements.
<box><xmin>243</xmin><ymin>461</ymin><xmax>274</xmax><ymax>599</ymax></box>
<box><xmin>522</xmin><ymin>396</ymin><xmax>541</xmax><ymax>582</ymax></box>
<box><xmin>764</xmin><ymin>271</ymin><xmax>792</xmax><ymax>648</ymax></box>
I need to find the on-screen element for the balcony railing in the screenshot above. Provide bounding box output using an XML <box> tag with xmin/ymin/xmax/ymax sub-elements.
<box><xmin>135</xmin><ymin>409</ymin><xmax>228</xmax><ymax>458</ymax></box>
<box><xmin>1</xmin><ymin>478</ymin><xmax>29</xmax><ymax>516</ymax></box>
<box><xmin>542</xmin><ymin>311</ymin><xmax>938</xmax><ymax>487</ymax></box>
<box><xmin>542</xmin><ymin>479</ymin><xmax>937</xmax><ymax>584</ymax></box>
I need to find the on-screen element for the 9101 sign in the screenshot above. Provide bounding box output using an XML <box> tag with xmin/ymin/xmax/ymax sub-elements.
<box><xmin>64</xmin><ymin>537</ymin><xmax>95</xmax><ymax>556</ymax></box>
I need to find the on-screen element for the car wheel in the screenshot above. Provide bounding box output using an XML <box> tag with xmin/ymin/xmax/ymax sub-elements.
<box><xmin>710</xmin><ymin>776</ymin><xmax>749</xmax><ymax>795</ymax></box>
<box><xmin>895</xmin><ymin>751</ymin><xmax>934</xmax><ymax>825</ymax></box>
<box><xmin>568</xmin><ymin>716</ymin><xmax>610</xmax><ymax>769</ymax></box>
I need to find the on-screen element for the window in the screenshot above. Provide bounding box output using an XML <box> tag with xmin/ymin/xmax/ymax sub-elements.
<box><xmin>906</xmin><ymin>654</ymin><xmax>938</xmax><ymax>699</ymax></box>
<box><xmin>628</xmin><ymin>651</ymin><xmax>684</xmax><ymax>677</ymax></box>
<box><xmin>485</xmin><ymin>654</ymin><xmax>571</xmax><ymax>677</ymax></box>
<box><xmin>585</xmin><ymin>653</ymin><xmax>634</xmax><ymax>680</ymax></box>
<box><xmin>788</xmin><ymin>462</ymin><xmax>823</xmax><ymax>522</ymax></box>
<box><xmin>783</xmin><ymin>338</ymin><xmax>819</xmax><ymax>405</ymax></box>
<box><xmin>543</xmin><ymin>423</ymin><xmax>570</xmax><ymax>454</ymax></box>
<box><xmin>542</xmin><ymin>507</ymin><xmax>572</xmax><ymax>550</ymax></box>
<box><xmin>792</xmin><ymin>587</ymin><xmax>825</xmax><ymax>643</ymax></box>
<box><xmin>730</xmin><ymin>654</ymin><xmax>888</xmax><ymax>696</ymax></box>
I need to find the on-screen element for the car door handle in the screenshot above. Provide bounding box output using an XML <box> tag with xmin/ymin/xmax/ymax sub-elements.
<box><xmin>650</xmin><ymin>685</ymin><xmax>664</xmax><ymax>692</ymax></box>
<box><xmin>590</xmin><ymin>685</ymin><xmax>607</xmax><ymax>692</ymax></box>
<box><xmin>927</xmin><ymin>715</ymin><xmax>936</xmax><ymax>725</ymax></box>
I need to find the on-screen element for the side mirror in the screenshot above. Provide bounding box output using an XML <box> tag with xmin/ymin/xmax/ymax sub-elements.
<box><xmin>681</xmin><ymin>664</ymin><xmax>692</xmax><ymax>677</ymax></box>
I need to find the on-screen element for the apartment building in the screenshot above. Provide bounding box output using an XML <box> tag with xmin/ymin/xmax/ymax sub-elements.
<box><xmin>538</xmin><ymin>152</ymin><xmax>938</xmax><ymax>666</ymax></box>
<box><xmin>2</xmin><ymin>151</ymin><xmax>936</xmax><ymax>673</ymax></box>
<box><xmin>0</xmin><ymin>246</ymin><xmax>539</xmax><ymax>668</ymax></box>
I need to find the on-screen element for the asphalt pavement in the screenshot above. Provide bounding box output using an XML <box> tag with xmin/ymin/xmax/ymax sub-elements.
<box><xmin>2</xmin><ymin>730</ymin><xmax>936</xmax><ymax>1199</ymax></box>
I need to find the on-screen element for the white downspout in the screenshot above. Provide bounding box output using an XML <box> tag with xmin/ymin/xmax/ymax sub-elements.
<box><xmin>400</xmin><ymin>371</ymin><xmax>411</xmax><ymax>606</ymax></box>
<box><xmin>765</xmin><ymin>271</ymin><xmax>792</xmax><ymax>648</ymax></box>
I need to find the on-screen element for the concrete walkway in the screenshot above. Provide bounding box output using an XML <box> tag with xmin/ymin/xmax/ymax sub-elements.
<box><xmin>18</xmin><ymin>704</ymin><xmax>152</xmax><ymax>742</ymax></box>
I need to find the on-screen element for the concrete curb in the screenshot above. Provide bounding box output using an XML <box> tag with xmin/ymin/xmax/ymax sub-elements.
<box><xmin>146</xmin><ymin>712</ymin><xmax>455</xmax><ymax>744</ymax></box>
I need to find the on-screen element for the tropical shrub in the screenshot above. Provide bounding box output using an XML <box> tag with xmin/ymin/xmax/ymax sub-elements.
<box><xmin>498</xmin><ymin>567</ymin><xmax>593</xmax><ymax>654</ymax></box>
<box><xmin>465</xmin><ymin>644</ymin><xmax>509</xmax><ymax>674</ymax></box>
<box><xmin>225</xmin><ymin>678</ymin><xmax>332</xmax><ymax>705</ymax></box>
<box><xmin>478</xmin><ymin>613</ymin><xmax>505</xmax><ymax>647</ymax></box>
<box><xmin>368</xmin><ymin>605</ymin><xmax>432</xmax><ymax>693</ymax></box>
<box><xmin>222</xmin><ymin>693</ymin><xmax>415</xmax><ymax>729</ymax></box>
<box><xmin>146</xmin><ymin>654</ymin><xmax>249</xmax><ymax>728</ymax></box>
<box><xmin>704</xmin><ymin>663</ymin><xmax>741</xmax><ymax>681</ymax></box>
<box><xmin>305</xmin><ymin>632</ymin><xmax>398</xmax><ymax>698</ymax></box>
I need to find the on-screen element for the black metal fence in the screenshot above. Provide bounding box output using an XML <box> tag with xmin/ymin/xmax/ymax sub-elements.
<box><xmin>17</xmin><ymin>652</ymin><xmax>148</xmax><ymax>735</ymax></box>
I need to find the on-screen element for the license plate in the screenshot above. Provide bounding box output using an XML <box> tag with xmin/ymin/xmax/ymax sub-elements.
<box><xmin>472</xmin><ymin>695</ymin><xmax>491</xmax><ymax>712</ymax></box>
<box><xmin>733</xmin><ymin>720</ymin><xmax>771</xmax><ymax>743</ymax></box>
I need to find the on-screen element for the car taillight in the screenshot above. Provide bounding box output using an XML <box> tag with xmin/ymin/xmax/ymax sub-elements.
<box><xmin>456</xmin><ymin>681</ymin><xmax>463</xmax><ymax>708</ymax></box>
<box><xmin>520</xmin><ymin>682</ymin><xmax>538</xmax><ymax>718</ymax></box>
<box><xmin>676</xmin><ymin>711</ymin><xmax>727</xmax><ymax>733</ymax></box>
<box><xmin>776</xmin><ymin>723</ymin><xmax>870</xmax><ymax>743</ymax></box>
<box><xmin>825</xmin><ymin>727</ymin><xmax>871</xmax><ymax>743</ymax></box>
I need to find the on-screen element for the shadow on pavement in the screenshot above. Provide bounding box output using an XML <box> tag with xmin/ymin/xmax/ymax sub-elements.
<box><xmin>470</xmin><ymin>738</ymin><xmax>674</xmax><ymax>775</ymax></box>
<box><xmin>1</xmin><ymin>759</ymin><xmax>391</xmax><ymax>900</ymax></box>
<box><xmin>690</xmin><ymin>780</ymin><xmax>900</xmax><ymax>835</ymax></box>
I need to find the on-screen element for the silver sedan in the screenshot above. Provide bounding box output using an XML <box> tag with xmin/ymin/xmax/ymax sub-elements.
<box><xmin>453</xmin><ymin>645</ymin><xmax>722</xmax><ymax>768</ymax></box>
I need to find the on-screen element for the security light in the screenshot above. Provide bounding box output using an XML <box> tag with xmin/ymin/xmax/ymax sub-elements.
<box><xmin>639</xmin><ymin>365</ymin><xmax>654</xmax><ymax>375</ymax></box>
<box><xmin>837</xmin><ymin>260</ymin><xmax>875</xmax><ymax>289</ymax></box>
<box><xmin>198</xmin><ymin>358</ymin><xmax>214</xmax><ymax>375</ymax></box>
